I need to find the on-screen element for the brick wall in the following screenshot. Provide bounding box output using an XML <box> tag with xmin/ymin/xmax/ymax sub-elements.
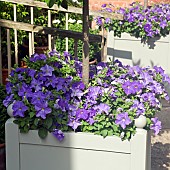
<box><xmin>89</xmin><ymin>0</ymin><xmax>170</xmax><ymax>10</ymax></box>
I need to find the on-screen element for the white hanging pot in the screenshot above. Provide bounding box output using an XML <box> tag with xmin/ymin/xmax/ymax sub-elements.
<box><xmin>7</xmin><ymin>103</ymin><xmax>14</xmax><ymax>117</ymax></box>
<box><xmin>134</xmin><ymin>115</ymin><xmax>147</xmax><ymax>128</ymax></box>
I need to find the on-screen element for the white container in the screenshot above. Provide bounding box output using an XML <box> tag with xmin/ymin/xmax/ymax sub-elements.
<box><xmin>5</xmin><ymin>118</ymin><xmax>151</xmax><ymax>170</ymax></box>
<box><xmin>107</xmin><ymin>32</ymin><xmax>170</xmax><ymax>74</ymax></box>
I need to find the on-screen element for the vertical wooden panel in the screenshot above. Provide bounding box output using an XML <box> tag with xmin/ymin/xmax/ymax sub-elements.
<box><xmin>101</xmin><ymin>18</ymin><xmax>106</xmax><ymax>62</ymax></box>
<box><xmin>65</xmin><ymin>13</ymin><xmax>69</xmax><ymax>52</ymax></box>
<box><xmin>29</xmin><ymin>6</ymin><xmax>34</xmax><ymax>56</ymax></box>
<box><xmin>48</xmin><ymin>9</ymin><xmax>52</xmax><ymax>51</ymax></box>
<box><xmin>0</xmin><ymin>27</ymin><xmax>2</xmax><ymax>84</ymax></box>
<box><xmin>7</xmin><ymin>29</ymin><xmax>11</xmax><ymax>75</ymax></box>
<box><xmin>14</xmin><ymin>4</ymin><xmax>18</xmax><ymax>65</ymax></box>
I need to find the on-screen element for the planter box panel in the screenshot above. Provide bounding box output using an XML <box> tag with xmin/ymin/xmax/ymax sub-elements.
<box><xmin>19</xmin><ymin>130</ymin><xmax>131</xmax><ymax>154</ymax></box>
<box><xmin>107</xmin><ymin>32</ymin><xmax>170</xmax><ymax>74</ymax></box>
<box><xmin>5</xmin><ymin>118</ymin><xmax>151</xmax><ymax>170</ymax></box>
<box><xmin>20</xmin><ymin>144</ymin><xmax>130</xmax><ymax>170</ymax></box>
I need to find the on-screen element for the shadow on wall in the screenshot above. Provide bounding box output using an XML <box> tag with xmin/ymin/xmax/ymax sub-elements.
<box><xmin>141</xmin><ymin>36</ymin><xmax>161</xmax><ymax>49</ymax></box>
<box><xmin>107</xmin><ymin>47</ymin><xmax>160</xmax><ymax>68</ymax></box>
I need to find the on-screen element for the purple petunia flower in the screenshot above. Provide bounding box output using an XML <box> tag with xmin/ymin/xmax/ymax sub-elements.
<box><xmin>52</xmin><ymin>129</ymin><xmax>64</xmax><ymax>141</ymax></box>
<box><xmin>12</xmin><ymin>101</ymin><xmax>28</xmax><ymax>117</ymax></box>
<box><xmin>150</xmin><ymin>117</ymin><xmax>162</xmax><ymax>135</ymax></box>
<box><xmin>67</xmin><ymin>118</ymin><xmax>81</xmax><ymax>130</ymax></box>
<box><xmin>101</xmin><ymin>4</ymin><xmax>106</xmax><ymax>8</ymax></box>
<box><xmin>94</xmin><ymin>103</ymin><xmax>110</xmax><ymax>115</ymax></box>
<box><xmin>115</xmin><ymin>112</ymin><xmax>132</xmax><ymax>129</ymax></box>
<box><xmin>76</xmin><ymin>108</ymin><xmax>89</xmax><ymax>120</ymax></box>
<box><xmin>122</xmin><ymin>81</ymin><xmax>135</xmax><ymax>95</ymax></box>
<box><xmin>40</xmin><ymin>64</ymin><xmax>54</xmax><ymax>77</ymax></box>
<box><xmin>3</xmin><ymin>94</ymin><xmax>14</xmax><ymax>107</ymax></box>
<box><xmin>35</xmin><ymin>101</ymin><xmax>51</xmax><ymax>119</ymax></box>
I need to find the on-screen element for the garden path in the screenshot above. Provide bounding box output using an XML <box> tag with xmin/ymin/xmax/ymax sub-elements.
<box><xmin>151</xmin><ymin>100</ymin><xmax>170</xmax><ymax>170</ymax></box>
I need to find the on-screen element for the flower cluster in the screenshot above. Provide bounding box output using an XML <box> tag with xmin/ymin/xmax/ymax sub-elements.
<box><xmin>3</xmin><ymin>51</ymin><xmax>170</xmax><ymax>141</ymax></box>
<box><xmin>96</xmin><ymin>2</ymin><xmax>170</xmax><ymax>39</ymax></box>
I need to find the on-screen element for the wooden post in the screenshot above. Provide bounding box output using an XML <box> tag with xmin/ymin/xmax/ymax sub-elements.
<box><xmin>82</xmin><ymin>0</ymin><xmax>90</xmax><ymax>85</ymax></box>
<box><xmin>144</xmin><ymin>0</ymin><xmax>148</xmax><ymax>9</ymax></box>
<box><xmin>0</xmin><ymin>27</ymin><xmax>2</xmax><ymax>84</ymax></box>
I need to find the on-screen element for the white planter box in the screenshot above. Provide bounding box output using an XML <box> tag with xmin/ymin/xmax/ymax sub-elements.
<box><xmin>107</xmin><ymin>32</ymin><xmax>170</xmax><ymax>74</ymax></box>
<box><xmin>5</xmin><ymin>118</ymin><xmax>151</xmax><ymax>170</ymax></box>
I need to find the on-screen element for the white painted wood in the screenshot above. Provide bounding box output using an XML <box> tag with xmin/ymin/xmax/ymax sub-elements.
<box><xmin>20</xmin><ymin>144</ymin><xmax>130</xmax><ymax>170</ymax></box>
<box><xmin>107</xmin><ymin>31</ymin><xmax>170</xmax><ymax>74</ymax></box>
<box><xmin>6</xmin><ymin>118</ymin><xmax>151</xmax><ymax>170</ymax></box>
<box><xmin>130</xmin><ymin>129</ymin><xmax>151</xmax><ymax>170</ymax></box>
<box><xmin>7</xmin><ymin>29</ymin><xmax>11</xmax><ymax>74</ymax></box>
<box><xmin>0</xmin><ymin>27</ymin><xmax>2</xmax><ymax>84</ymax></box>
<box><xmin>66</xmin><ymin>13</ymin><xmax>69</xmax><ymax>52</ymax></box>
<box><xmin>48</xmin><ymin>10</ymin><xmax>51</xmax><ymax>51</ymax></box>
<box><xmin>13</xmin><ymin>4</ymin><xmax>18</xmax><ymax>65</ymax></box>
<box><xmin>5</xmin><ymin>118</ymin><xmax>20</xmax><ymax>170</ymax></box>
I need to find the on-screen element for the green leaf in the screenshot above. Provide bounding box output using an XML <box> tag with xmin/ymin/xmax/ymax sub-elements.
<box><xmin>29</xmin><ymin>112</ymin><xmax>35</xmax><ymax>118</ymax></box>
<box><xmin>45</xmin><ymin>0</ymin><xmax>56</xmax><ymax>8</ymax></box>
<box><xmin>100</xmin><ymin>129</ymin><xmax>108</xmax><ymax>138</ymax></box>
<box><xmin>44</xmin><ymin>117</ymin><xmax>53</xmax><ymax>129</ymax></box>
<box><xmin>38</xmin><ymin>128</ymin><xmax>48</xmax><ymax>139</ymax></box>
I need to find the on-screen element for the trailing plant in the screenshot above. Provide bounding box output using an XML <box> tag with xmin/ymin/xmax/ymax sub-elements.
<box><xmin>3</xmin><ymin>51</ymin><xmax>170</xmax><ymax>141</ymax></box>
<box><xmin>96</xmin><ymin>2</ymin><xmax>170</xmax><ymax>40</ymax></box>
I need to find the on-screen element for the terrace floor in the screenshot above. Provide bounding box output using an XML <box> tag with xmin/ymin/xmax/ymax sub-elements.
<box><xmin>151</xmin><ymin>100</ymin><xmax>170</xmax><ymax>170</ymax></box>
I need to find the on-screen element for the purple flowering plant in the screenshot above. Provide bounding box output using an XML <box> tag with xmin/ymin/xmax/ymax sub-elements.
<box><xmin>96</xmin><ymin>2</ymin><xmax>170</xmax><ymax>40</ymax></box>
<box><xmin>3</xmin><ymin>50</ymin><xmax>170</xmax><ymax>141</ymax></box>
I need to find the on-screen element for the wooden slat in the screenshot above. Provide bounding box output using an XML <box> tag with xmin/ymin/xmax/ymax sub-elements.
<box><xmin>0</xmin><ymin>27</ymin><xmax>2</xmax><ymax>84</ymax></box>
<box><xmin>7</xmin><ymin>29</ymin><xmax>11</xmax><ymax>75</ymax></box>
<box><xmin>0</xmin><ymin>0</ymin><xmax>123</xmax><ymax>20</ymax></box>
<box><xmin>14</xmin><ymin>4</ymin><xmax>18</xmax><ymax>65</ymax></box>
<box><xmin>65</xmin><ymin>13</ymin><xmax>68</xmax><ymax>51</ymax></box>
<box><xmin>0</xmin><ymin>19</ymin><xmax>102</xmax><ymax>43</ymax></box>
<box><xmin>48</xmin><ymin>10</ymin><xmax>51</xmax><ymax>51</ymax></box>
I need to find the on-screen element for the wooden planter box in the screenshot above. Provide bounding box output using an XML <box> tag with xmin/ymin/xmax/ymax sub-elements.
<box><xmin>107</xmin><ymin>32</ymin><xmax>170</xmax><ymax>74</ymax></box>
<box><xmin>5</xmin><ymin>118</ymin><xmax>151</xmax><ymax>170</ymax></box>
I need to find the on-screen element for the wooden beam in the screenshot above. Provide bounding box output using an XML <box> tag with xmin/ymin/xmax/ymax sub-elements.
<box><xmin>0</xmin><ymin>19</ymin><xmax>102</xmax><ymax>43</ymax></box>
<box><xmin>0</xmin><ymin>0</ymin><xmax>123</xmax><ymax>20</ymax></box>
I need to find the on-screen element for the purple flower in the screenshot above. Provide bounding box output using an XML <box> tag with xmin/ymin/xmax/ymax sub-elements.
<box><xmin>150</xmin><ymin>117</ymin><xmax>162</xmax><ymax>135</ymax></box>
<box><xmin>101</xmin><ymin>4</ymin><xmax>106</xmax><ymax>8</ymax></box>
<box><xmin>105</xmin><ymin>8</ymin><xmax>112</xmax><ymax>13</ymax></box>
<box><xmin>18</xmin><ymin>84</ymin><xmax>32</xmax><ymax>99</ymax></box>
<box><xmin>115</xmin><ymin>112</ymin><xmax>132</xmax><ymax>129</ymax></box>
<box><xmin>35</xmin><ymin>101</ymin><xmax>51</xmax><ymax>119</ymax></box>
<box><xmin>160</xmin><ymin>20</ymin><xmax>167</xmax><ymax>29</ymax></box>
<box><xmin>122</xmin><ymin>81</ymin><xmax>135</xmax><ymax>95</ymax></box>
<box><xmin>76</xmin><ymin>109</ymin><xmax>89</xmax><ymax>120</ymax></box>
<box><xmin>144</xmin><ymin>23</ymin><xmax>152</xmax><ymax>32</ymax></box>
<box><xmin>54</xmin><ymin>98</ymin><xmax>69</xmax><ymax>112</ymax></box>
<box><xmin>132</xmin><ymin>81</ymin><xmax>143</xmax><ymax>94</ymax></box>
<box><xmin>12</xmin><ymin>101</ymin><xmax>28</xmax><ymax>117</ymax></box>
<box><xmin>6</xmin><ymin>82</ymin><xmax>13</xmax><ymax>94</ymax></box>
<box><xmin>67</xmin><ymin>118</ymin><xmax>81</xmax><ymax>130</ymax></box>
<box><xmin>40</xmin><ymin>64</ymin><xmax>54</xmax><ymax>77</ymax></box>
<box><xmin>94</xmin><ymin>103</ymin><xmax>110</xmax><ymax>115</ymax></box>
<box><xmin>30</xmin><ymin>53</ymin><xmax>46</xmax><ymax>62</ymax></box>
<box><xmin>49</xmin><ymin>49</ymin><xmax>60</xmax><ymax>57</ymax></box>
<box><xmin>95</xmin><ymin>17</ymin><xmax>102</xmax><ymax>26</ymax></box>
<box><xmin>52</xmin><ymin>129</ymin><xmax>64</xmax><ymax>141</ymax></box>
<box><xmin>45</xmin><ymin>75</ymin><xmax>58</xmax><ymax>88</ymax></box>
<box><xmin>31</xmin><ymin>91</ymin><xmax>47</xmax><ymax>105</ymax></box>
<box><xmin>3</xmin><ymin>94</ymin><xmax>14</xmax><ymax>107</ymax></box>
<box><xmin>30</xmin><ymin>78</ymin><xmax>43</xmax><ymax>91</ymax></box>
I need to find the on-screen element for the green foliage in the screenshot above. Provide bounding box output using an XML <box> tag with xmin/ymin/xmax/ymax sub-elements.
<box><xmin>0</xmin><ymin>84</ymin><xmax>9</xmax><ymax>143</ymax></box>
